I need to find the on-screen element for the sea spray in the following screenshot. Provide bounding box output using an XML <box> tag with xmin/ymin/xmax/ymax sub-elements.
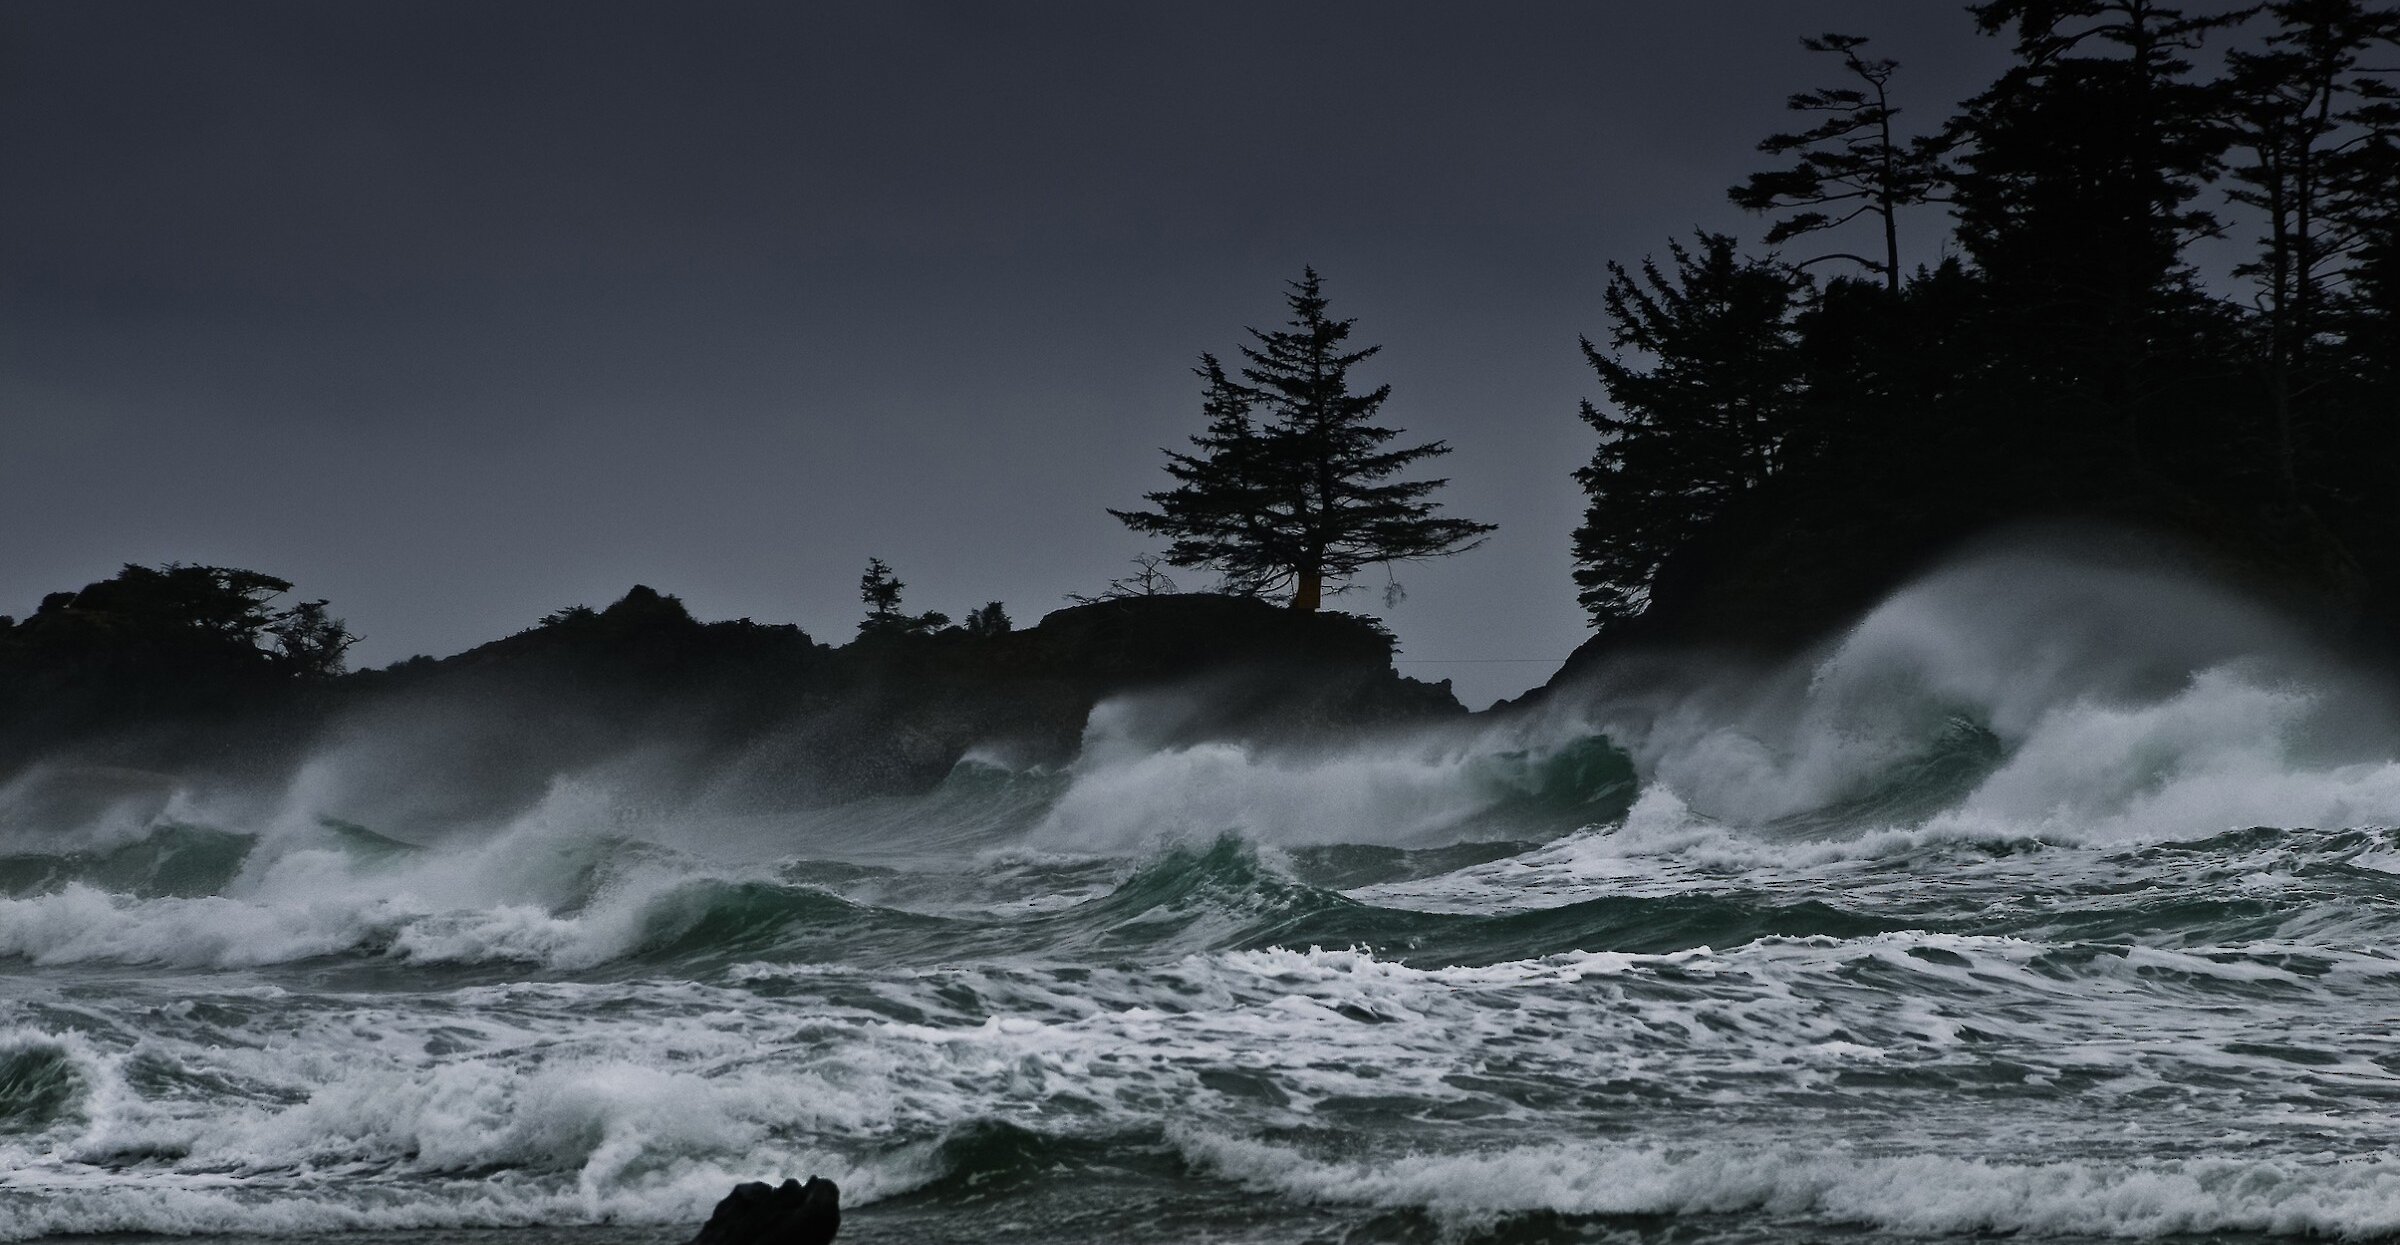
<box><xmin>8</xmin><ymin>551</ymin><xmax>2400</xmax><ymax>1242</ymax></box>
<box><xmin>1541</xmin><ymin>550</ymin><xmax>2400</xmax><ymax>841</ymax></box>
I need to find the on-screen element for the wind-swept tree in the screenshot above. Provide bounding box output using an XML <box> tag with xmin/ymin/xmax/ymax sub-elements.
<box><xmin>1572</xmin><ymin>235</ymin><xmax>1811</xmax><ymax>624</ymax></box>
<box><xmin>269</xmin><ymin>599</ymin><xmax>358</xmax><ymax>676</ymax></box>
<box><xmin>1731</xmin><ymin>33</ymin><xmax>1949</xmax><ymax>294</ymax></box>
<box><xmin>1956</xmin><ymin>0</ymin><xmax>2239</xmax><ymax>266</ymax></box>
<box><xmin>0</xmin><ymin>563</ymin><xmax>356</xmax><ymax>746</ymax></box>
<box><xmin>1113</xmin><ymin>269</ymin><xmax>1493</xmax><ymax>610</ymax></box>
<box><xmin>3</xmin><ymin>563</ymin><xmax>357</xmax><ymax>680</ymax></box>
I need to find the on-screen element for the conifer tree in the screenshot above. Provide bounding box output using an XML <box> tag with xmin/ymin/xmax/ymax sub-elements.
<box><xmin>2223</xmin><ymin>0</ymin><xmax>2400</xmax><ymax>503</ymax></box>
<box><xmin>1561</xmin><ymin>4</ymin><xmax>2400</xmax><ymax>644</ymax></box>
<box><xmin>1113</xmin><ymin>269</ymin><xmax>1493</xmax><ymax>610</ymax></box>
<box><xmin>1731</xmin><ymin>34</ymin><xmax>1948</xmax><ymax>294</ymax></box>
<box><xmin>858</xmin><ymin>558</ymin><xmax>904</xmax><ymax>629</ymax></box>
<box><xmin>1949</xmin><ymin>2</ymin><xmax>2236</xmax><ymax>422</ymax></box>
<box><xmin>1111</xmin><ymin>356</ymin><xmax>1282</xmax><ymax>592</ymax></box>
<box><xmin>1572</xmin><ymin>235</ymin><xmax>1811</xmax><ymax>624</ymax></box>
<box><xmin>857</xmin><ymin>558</ymin><xmax>948</xmax><ymax>636</ymax></box>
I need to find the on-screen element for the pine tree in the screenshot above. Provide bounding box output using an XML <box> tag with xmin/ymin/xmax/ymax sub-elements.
<box><xmin>1112</xmin><ymin>269</ymin><xmax>1493</xmax><ymax>610</ymax></box>
<box><xmin>858</xmin><ymin>558</ymin><xmax>904</xmax><ymax>630</ymax></box>
<box><xmin>2223</xmin><ymin>0</ymin><xmax>2400</xmax><ymax>503</ymax></box>
<box><xmin>1110</xmin><ymin>355</ymin><xmax>1286</xmax><ymax>593</ymax></box>
<box><xmin>1948</xmin><ymin>0</ymin><xmax>2238</xmax><ymax>465</ymax></box>
<box><xmin>1572</xmin><ymin>235</ymin><xmax>1811</xmax><ymax>624</ymax></box>
<box><xmin>857</xmin><ymin>558</ymin><xmax>949</xmax><ymax>636</ymax></box>
<box><xmin>1730</xmin><ymin>33</ymin><xmax>1949</xmax><ymax>294</ymax></box>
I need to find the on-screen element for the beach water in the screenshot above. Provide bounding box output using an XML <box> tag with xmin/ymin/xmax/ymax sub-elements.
<box><xmin>9</xmin><ymin>553</ymin><xmax>2400</xmax><ymax>1244</ymax></box>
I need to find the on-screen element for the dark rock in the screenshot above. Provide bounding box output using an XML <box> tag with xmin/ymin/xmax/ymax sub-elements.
<box><xmin>690</xmin><ymin>1176</ymin><xmax>839</xmax><ymax>1245</ymax></box>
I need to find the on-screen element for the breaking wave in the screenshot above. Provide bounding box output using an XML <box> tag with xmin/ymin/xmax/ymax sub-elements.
<box><xmin>1177</xmin><ymin>1130</ymin><xmax>2400</xmax><ymax>1238</ymax></box>
<box><xmin>10</xmin><ymin>547</ymin><xmax>2400</xmax><ymax>1243</ymax></box>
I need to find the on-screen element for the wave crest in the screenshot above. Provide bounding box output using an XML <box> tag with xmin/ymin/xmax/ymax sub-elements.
<box><xmin>1175</xmin><ymin>1128</ymin><xmax>2400</xmax><ymax>1238</ymax></box>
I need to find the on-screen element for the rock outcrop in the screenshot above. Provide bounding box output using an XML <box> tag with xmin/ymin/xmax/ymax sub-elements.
<box><xmin>690</xmin><ymin>1176</ymin><xmax>839</xmax><ymax>1245</ymax></box>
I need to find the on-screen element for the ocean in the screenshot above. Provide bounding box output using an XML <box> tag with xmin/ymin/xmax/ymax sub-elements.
<box><xmin>9</xmin><ymin>553</ymin><xmax>2400</xmax><ymax>1244</ymax></box>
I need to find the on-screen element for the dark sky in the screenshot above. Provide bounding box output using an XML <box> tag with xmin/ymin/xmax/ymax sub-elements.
<box><xmin>2</xmin><ymin>2</ymin><xmax>2009</xmax><ymax>706</ymax></box>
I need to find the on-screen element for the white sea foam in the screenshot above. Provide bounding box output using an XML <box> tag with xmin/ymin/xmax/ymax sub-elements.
<box><xmin>1539</xmin><ymin>548</ymin><xmax>2400</xmax><ymax>844</ymax></box>
<box><xmin>10</xmin><ymin>917</ymin><xmax>2400</xmax><ymax>1240</ymax></box>
<box><xmin>0</xmin><ymin>980</ymin><xmax>958</xmax><ymax>1241</ymax></box>
<box><xmin>0</xmin><ymin>872</ymin><xmax>680</xmax><ymax>970</ymax></box>
<box><xmin>1175</xmin><ymin>1129</ymin><xmax>2400</xmax><ymax>1238</ymax></box>
<box><xmin>1010</xmin><ymin>550</ymin><xmax>2400</xmax><ymax>860</ymax></box>
<box><xmin>14</xmin><ymin>545</ymin><xmax>2400</xmax><ymax>1243</ymax></box>
<box><xmin>0</xmin><ymin>1161</ymin><xmax>908</xmax><ymax>1243</ymax></box>
<box><xmin>0</xmin><ymin>770</ymin><xmax>804</xmax><ymax>969</ymax></box>
<box><xmin>1927</xmin><ymin>665</ymin><xmax>2400</xmax><ymax>840</ymax></box>
<box><xmin>1025</xmin><ymin>697</ymin><xmax>1523</xmax><ymax>850</ymax></box>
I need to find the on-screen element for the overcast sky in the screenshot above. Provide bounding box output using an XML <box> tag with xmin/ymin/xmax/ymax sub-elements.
<box><xmin>2</xmin><ymin>2</ymin><xmax>2013</xmax><ymax>706</ymax></box>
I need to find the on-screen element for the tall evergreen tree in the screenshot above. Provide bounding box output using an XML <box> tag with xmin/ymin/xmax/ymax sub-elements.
<box><xmin>857</xmin><ymin>558</ymin><xmax>949</xmax><ymax>636</ymax></box>
<box><xmin>1948</xmin><ymin>0</ymin><xmax>2240</xmax><ymax>475</ymax></box>
<box><xmin>2340</xmin><ymin>133</ymin><xmax>2400</xmax><ymax>400</ymax></box>
<box><xmin>1114</xmin><ymin>269</ymin><xmax>1493</xmax><ymax>611</ymax></box>
<box><xmin>2222</xmin><ymin>0</ymin><xmax>2400</xmax><ymax>504</ymax></box>
<box><xmin>1730</xmin><ymin>33</ymin><xmax>1949</xmax><ymax>294</ymax></box>
<box><xmin>1564</xmin><ymin>4</ymin><xmax>2400</xmax><ymax>646</ymax></box>
<box><xmin>1111</xmin><ymin>355</ymin><xmax>1284</xmax><ymax>593</ymax></box>
<box><xmin>858</xmin><ymin>558</ymin><xmax>904</xmax><ymax>629</ymax></box>
<box><xmin>1572</xmin><ymin>235</ymin><xmax>1811</xmax><ymax>623</ymax></box>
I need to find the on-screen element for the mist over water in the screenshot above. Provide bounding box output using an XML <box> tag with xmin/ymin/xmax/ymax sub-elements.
<box><xmin>8</xmin><ymin>548</ymin><xmax>2400</xmax><ymax>1244</ymax></box>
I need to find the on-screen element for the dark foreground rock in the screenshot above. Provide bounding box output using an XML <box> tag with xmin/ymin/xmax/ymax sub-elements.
<box><xmin>691</xmin><ymin>1176</ymin><xmax>839</xmax><ymax>1245</ymax></box>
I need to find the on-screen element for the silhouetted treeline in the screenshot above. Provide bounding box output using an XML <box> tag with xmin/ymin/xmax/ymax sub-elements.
<box><xmin>1576</xmin><ymin>1</ymin><xmax>2400</xmax><ymax>649</ymax></box>
<box><xmin>0</xmin><ymin>565</ymin><xmax>354</xmax><ymax>746</ymax></box>
<box><xmin>0</xmin><ymin>566</ymin><xmax>1459</xmax><ymax>821</ymax></box>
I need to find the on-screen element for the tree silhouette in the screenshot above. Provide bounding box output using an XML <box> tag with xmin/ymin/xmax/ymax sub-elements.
<box><xmin>1949</xmin><ymin>0</ymin><xmax>2238</xmax><ymax>474</ymax></box>
<box><xmin>1730</xmin><ymin>33</ymin><xmax>1948</xmax><ymax>294</ymax></box>
<box><xmin>1566</xmin><ymin>4</ymin><xmax>2400</xmax><ymax>646</ymax></box>
<box><xmin>962</xmin><ymin>601</ymin><xmax>1012</xmax><ymax>638</ymax></box>
<box><xmin>858</xmin><ymin>558</ymin><xmax>904</xmax><ymax>628</ymax></box>
<box><xmin>269</xmin><ymin>599</ymin><xmax>359</xmax><ymax>677</ymax></box>
<box><xmin>1110</xmin><ymin>357</ymin><xmax>1278</xmax><ymax>590</ymax></box>
<box><xmin>856</xmin><ymin>558</ymin><xmax>948</xmax><ymax>636</ymax></box>
<box><xmin>0</xmin><ymin>563</ymin><xmax>356</xmax><ymax>745</ymax></box>
<box><xmin>7</xmin><ymin>563</ymin><xmax>359</xmax><ymax>680</ymax></box>
<box><xmin>2222</xmin><ymin>0</ymin><xmax>2400</xmax><ymax>504</ymax></box>
<box><xmin>1572</xmin><ymin>235</ymin><xmax>1812</xmax><ymax>624</ymax></box>
<box><xmin>1113</xmin><ymin>269</ymin><xmax>1493</xmax><ymax>610</ymax></box>
<box><xmin>1067</xmin><ymin>554</ymin><xmax>1182</xmax><ymax>604</ymax></box>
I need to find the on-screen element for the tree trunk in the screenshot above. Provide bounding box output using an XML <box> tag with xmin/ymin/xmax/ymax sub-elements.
<box><xmin>1291</xmin><ymin>565</ymin><xmax>1323</xmax><ymax>611</ymax></box>
<box><xmin>1877</xmin><ymin>97</ymin><xmax>1901</xmax><ymax>296</ymax></box>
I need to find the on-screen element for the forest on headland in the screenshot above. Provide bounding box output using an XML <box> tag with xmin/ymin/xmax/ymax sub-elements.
<box><xmin>5</xmin><ymin>0</ymin><xmax>2400</xmax><ymax>795</ymax></box>
<box><xmin>1576</xmin><ymin>0</ymin><xmax>2400</xmax><ymax>655</ymax></box>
